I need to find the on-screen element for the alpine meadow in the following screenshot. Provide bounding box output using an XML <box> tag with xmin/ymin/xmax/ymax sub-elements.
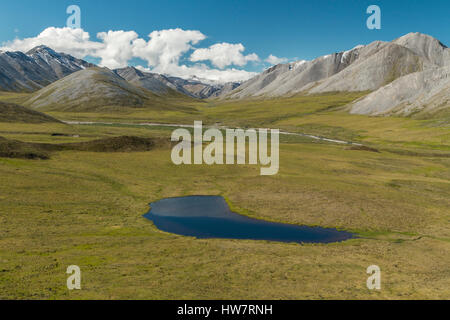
<box><xmin>0</xmin><ymin>0</ymin><xmax>449</xmax><ymax>302</ymax></box>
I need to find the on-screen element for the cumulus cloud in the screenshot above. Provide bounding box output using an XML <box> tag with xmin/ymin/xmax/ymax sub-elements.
<box><xmin>96</xmin><ymin>30</ymin><xmax>139</xmax><ymax>69</ymax></box>
<box><xmin>190</xmin><ymin>43</ymin><xmax>259</xmax><ymax>69</ymax></box>
<box><xmin>133</xmin><ymin>28</ymin><xmax>205</xmax><ymax>72</ymax></box>
<box><xmin>132</xmin><ymin>29</ymin><xmax>256</xmax><ymax>82</ymax></box>
<box><xmin>1</xmin><ymin>27</ymin><xmax>102</xmax><ymax>59</ymax></box>
<box><xmin>136</xmin><ymin>63</ymin><xmax>256</xmax><ymax>83</ymax></box>
<box><xmin>0</xmin><ymin>27</ymin><xmax>258</xmax><ymax>83</ymax></box>
<box><xmin>158</xmin><ymin>64</ymin><xmax>256</xmax><ymax>83</ymax></box>
<box><xmin>265</xmin><ymin>54</ymin><xmax>288</xmax><ymax>65</ymax></box>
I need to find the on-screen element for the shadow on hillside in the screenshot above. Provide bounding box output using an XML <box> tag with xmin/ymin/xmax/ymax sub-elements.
<box><xmin>0</xmin><ymin>136</ymin><xmax>170</xmax><ymax>160</ymax></box>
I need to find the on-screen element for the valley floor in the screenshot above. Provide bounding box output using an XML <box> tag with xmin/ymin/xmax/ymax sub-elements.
<box><xmin>0</xmin><ymin>93</ymin><xmax>449</xmax><ymax>299</ymax></box>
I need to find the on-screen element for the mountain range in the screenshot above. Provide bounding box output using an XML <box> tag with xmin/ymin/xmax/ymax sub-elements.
<box><xmin>224</xmin><ymin>33</ymin><xmax>449</xmax><ymax>116</ymax></box>
<box><xmin>0</xmin><ymin>45</ymin><xmax>94</xmax><ymax>92</ymax></box>
<box><xmin>0</xmin><ymin>32</ymin><xmax>449</xmax><ymax>117</ymax></box>
<box><xmin>0</xmin><ymin>46</ymin><xmax>239</xmax><ymax>100</ymax></box>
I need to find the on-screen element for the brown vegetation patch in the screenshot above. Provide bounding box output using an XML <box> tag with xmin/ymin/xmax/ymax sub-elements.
<box><xmin>0</xmin><ymin>135</ymin><xmax>168</xmax><ymax>159</ymax></box>
<box><xmin>0</xmin><ymin>102</ymin><xmax>60</xmax><ymax>123</ymax></box>
<box><xmin>345</xmin><ymin>145</ymin><xmax>380</xmax><ymax>153</ymax></box>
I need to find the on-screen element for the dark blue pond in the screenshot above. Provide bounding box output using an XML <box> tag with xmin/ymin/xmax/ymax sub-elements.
<box><xmin>143</xmin><ymin>196</ymin><xmax>354</xmax><ymax>244</ymax></box>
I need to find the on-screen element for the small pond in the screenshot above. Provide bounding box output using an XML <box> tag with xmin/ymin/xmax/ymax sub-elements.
<box><xmin>143</xmin><ymin>196</ymin><xmax>354</xmax><ymax>244</ymax></box>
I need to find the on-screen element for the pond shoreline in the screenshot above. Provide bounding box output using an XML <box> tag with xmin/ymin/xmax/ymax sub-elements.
<box><xmin>143</xmin><ymin>195</ymin><xmax>355</xmax><ymax>244</ymax></box>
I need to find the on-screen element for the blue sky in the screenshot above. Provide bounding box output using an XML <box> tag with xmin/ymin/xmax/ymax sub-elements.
<box><xmin>0</xmin><ymin>0</ymin><xmax>449</xmax><ymax>81</ymax></box>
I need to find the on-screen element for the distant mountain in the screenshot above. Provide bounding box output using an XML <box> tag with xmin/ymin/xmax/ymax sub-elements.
<box><xmin>349</xmin><ymin>33</ymin><xmax>450</xmax><ymax>116</ymax></box>
<box><xmin>0</xmin><ymin>45</ymin><xmax>238</xmax><ymax>100</ymax></box>
<box><xmin>166</xmin><ymin>76</ymin><xmax>240</xmax><ymax>99</ymax></box>
<box><xmin>2</xmin><ymin>34</ymin><xmax>448</xmax><ymax>117</ymax></box>
<box><xmin>114</xmin><ymin>67</ymin><xmax>194</xmax><ymax>97</ymax></box>
<box><xmin>0</xmin><ymin>45</ymin><xmax>93</xmax><ymax>92</ymax></box>
<box><xmin>223</xmin><ymin>32</ymin><xmax>449</xmax><ymax>117</ymax></box>
<box><xmin>23</xmin><ymin>67</ymin><xmax>154</xmax><ymax>111</ymax></box>
<box><xmin>114</xmin><ymin>66</ymin><xmax>240</xmax><ymax>99</ymax></box>
<box><xmin>0</xmin><ymin>101</ymin><xmax>60</xmax><ymax>123</ymax></box>
<box><xmin>309</xmin><ymin>33</ymin><xmax>449</xmax><ymax>95</ymax></box>
<box><xmin>225</xmin><ymin>32</ymin><xmax>449</xmax><ymax>98</ymax></box>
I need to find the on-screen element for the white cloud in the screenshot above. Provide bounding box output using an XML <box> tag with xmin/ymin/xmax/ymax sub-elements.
<box><xmin>190</xmin><ymin>43</ymin><xmax>259</xmax><ymax>69</ymax></box>
<box><xmin>159</xmin><ymin>63</ymin><xmax>256</xmax><ymax>83</ymax></box>
<box><xmin>0</xmin><ymin>27</ymin><xmax>258</xmax><ymax>83</ymax></box>
<box><xmin>96</xmin><ymin>30</ymin><xmax>139</xmax><ymax>69</ymax></box>
<box><xmin>132</xmin><ymin>28</ymin><xmax>206</xmax><ymax>72</ymax></box>
<box><xmin>1</xmin><ymin>27</ymin><xmax>102</xmax><ymax>59</ymax></box>
<box><xmin>265</xmin><ymin>54</ymin><xmax>288</xmax><ymax>65</ymax></box>
<box><xmin>134</xmin><ymin>65</ymin><xmax>152</xmax><ymax>73</ymax></box>
<box><xmin>136</xmin><ymin>63</ymin><xmax>256</xmax><ymax>83</ymax></box>
<box><xmin>132</xmin><ymin>29</ymin><xmax>256</xmax><ymax>82</ymax></box>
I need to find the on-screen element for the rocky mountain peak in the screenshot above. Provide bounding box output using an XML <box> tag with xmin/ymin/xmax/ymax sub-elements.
<box><xmin>394</xmin><ymin>32</ymin><xmax>449</xmax><ymax>66</ymax></box>
<box><xmin>0</xmin><ymin>46</ymin><xmax>93</xmax><ymax>92</ymax></box>
<box><xmin>26</xmin><ymin>45</ymin><xmax>57</xmax><ymax>55</ymax></box>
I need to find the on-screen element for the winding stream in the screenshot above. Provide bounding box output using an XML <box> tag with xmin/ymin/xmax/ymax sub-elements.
<box><xmin>64</xmin><ymin>121</ymin><xmax>362</xmax><ymax>146</ymax></box>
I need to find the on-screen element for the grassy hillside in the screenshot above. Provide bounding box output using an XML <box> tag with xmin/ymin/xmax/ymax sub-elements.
<box><xmin>21</xmin><ymin>67</ymin><xmax>202</xmax><ymax>113</ymax></box>
<box><xmin>0</xmin><ymin>92</ymin><xmax>32</xmax><ymax>105</ymax></box>
<box><xmin>0</xmin><ymin>92</ymin><xmax>448</xmax><ymax>299</ymax></box>
<box><xmin>0</xmin><ymin>101</ymin><xmax>60</xmax><ymax>124</ymax></box>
